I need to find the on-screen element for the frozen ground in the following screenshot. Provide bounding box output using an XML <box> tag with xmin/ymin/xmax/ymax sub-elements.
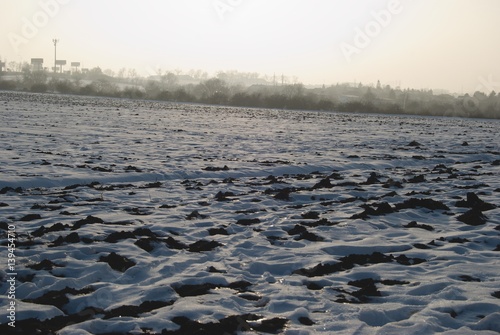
<box><xmin>0</xmin><ymin>91</ymin><xmax>499</xmax><ymax>334</ymax></box>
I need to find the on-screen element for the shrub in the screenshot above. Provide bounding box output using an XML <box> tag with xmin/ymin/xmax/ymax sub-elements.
<box><xmin>122</xmin><ymin>87</ymin><xmax>145</xmax><ymax>99</ymax></box>
<box><xmin>0</xmin><ymin>80</ymin><xmax>17</xmax><ymax>90</ymax></box>
<box><xmin>54</xmin><ymin>80</ymin><xmax>76</xmax><ymax>94</ymax></box>
<box><xmin>31</xmin><ymin>83</ymin><xmax>48</xmax><ymax>93</ymax></box>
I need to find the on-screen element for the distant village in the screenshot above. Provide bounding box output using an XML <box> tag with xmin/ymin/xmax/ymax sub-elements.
<box><xmin>0</xmin><ymin>56</ymin><xmax>499</xmax><ymax>119</ymax></box>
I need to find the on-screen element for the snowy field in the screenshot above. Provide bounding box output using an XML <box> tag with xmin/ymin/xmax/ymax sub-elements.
<box><xmin>0</xmin><ymin>91</ymin><xmax>499</xmax><ymax>334</ymax></box>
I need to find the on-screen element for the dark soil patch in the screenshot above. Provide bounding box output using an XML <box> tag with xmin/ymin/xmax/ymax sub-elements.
<box><xmin>72</xmin><ymin>215</ymin><xmax>104</xmax><ymax>230</ymax></box>
<box><xmin>173</xmin><ymin>280</ymin><xmax>251</xmax><ymax>297</ymax></box>
<box><xmin>395</xmin><ymin>198</ymin><xmax>450</xmax><ymax>211</ymax></box>
<box><xmin>166</xmin><ymin>314</ymin><xmax>288</xmax><ymax>335</ymax></box>
<box><xmin>23</xmin><ymin>286</ymin><xmax>94</xmax><ymax>310</ymax></box>
<box><xmin>235</xmin><ymin>218</ymin><xmax>261</xmax><ymax>226</ymax></box>
<box><xmin>27</xmin><ymin>259</ymin><xmax>64</xmax><ymax>271</ymax></box>
<box><xmin>32</xmin><ymin>222</ymin><xmax>71</xmax><ymax>237</ymax></box>
<box><xmin>103</xmin><ymin>300</ymin><xmax>174</xmax><ymax>319</ymax></box>
<box><xmin>457</xmin><ymin>208</ymin><xmax>488</xmax><ymax>226</ymax></box>
<box><xmin>99</xmin><ymin>252</ymin><xmax>135</xmax><ymax>272</ymax></box>
<box><xmin>19</xmin><ymin>214</ymin><xmax>42</xmax><ymax>222</ymax></box>
<box><xmin>188</xmin><ymin>240</ymin><xmax>223</xmax><ymax>252</ymax></box>
<box><xmin>293</xmin><ymin>252</ymin><xmax>425</xmax><ymax>277</ymax></box>
<box><xmin>403</xmin><ymin>221</ymin><xmax>434</xmax><ymax>231</ymax></box>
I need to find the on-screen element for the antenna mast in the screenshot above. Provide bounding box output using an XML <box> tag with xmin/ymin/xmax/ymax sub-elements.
<box><xmin>53</xmin><ymin>38</ymin><xmax>59</xmax><ymax>73</ymax></box>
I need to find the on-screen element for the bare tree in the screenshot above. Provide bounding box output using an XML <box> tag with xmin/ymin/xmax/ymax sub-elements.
<box><xmin>104</xmin><ymin>69</ymin><xmax>115</xmax><ymax>77</ymax></box>
<box><xmin>117</xmin><ymin>67</ymin><xmax>126</xmax><ymax>79</ymax></box>
<box><xmin>164</xmin><ymin>72</ymin><xmax>178</xmax><ymax>88</ymax></box>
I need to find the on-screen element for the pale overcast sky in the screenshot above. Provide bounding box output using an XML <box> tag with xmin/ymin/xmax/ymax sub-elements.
<box><xmin>1</xmin><ymin>0</ymin><xmax>499</xmax><ymax>93</ymax></box>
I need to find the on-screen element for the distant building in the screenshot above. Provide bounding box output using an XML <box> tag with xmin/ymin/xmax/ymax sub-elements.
<box><xmin>31</xmin><ymin>58</ymin><xmax>44</xmax><ymax>72</ymax></box>
<box><xmin>71</xmin><ymin>62</ymin><xmax>81</xmax><ymax>74</ymax></box>
<box><xmin>0</xmin><ymin>61</ymin><xmax>5</xmax><ymax>72</ymax></box>
<box><xmin>55</xmin><ymin>60</ymin><xmax>67</xmax><ymax>73</ymax></box>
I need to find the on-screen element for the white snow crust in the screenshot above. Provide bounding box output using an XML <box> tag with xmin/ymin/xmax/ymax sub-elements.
<box><xmin>0</xmin><ymin>92</ymin><xmax>499</xmax><ymax>334</ymax></box>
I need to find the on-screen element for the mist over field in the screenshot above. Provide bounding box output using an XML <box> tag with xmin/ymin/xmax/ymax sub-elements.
<box><xmin>1</xmin><ymin>0</ymin><xmax>500</xmax><ymax>108</ymax></box>
<box><xmin>2</xmin><ymin>67</ymin><xmax>500</xmax><ymax>119</ymax></box>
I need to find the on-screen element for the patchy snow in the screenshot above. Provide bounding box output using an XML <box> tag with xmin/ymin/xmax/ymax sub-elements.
<box><xmin>0</xmin><ymin>91</ymin><xmax>499</xmax><ymax>334</ymax></box>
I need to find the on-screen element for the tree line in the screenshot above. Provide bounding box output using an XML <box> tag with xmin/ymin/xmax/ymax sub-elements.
<box><xmin>0</xmin><ymin>66</ymin><xmax>499</xmax><ymax>119</ymax></box>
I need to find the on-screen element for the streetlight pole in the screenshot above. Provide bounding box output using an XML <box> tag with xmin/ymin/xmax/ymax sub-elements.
<box><xmin>53</xmin><ymin>38</ymin><xmax>59</xmax><ymax>73</ymax></box>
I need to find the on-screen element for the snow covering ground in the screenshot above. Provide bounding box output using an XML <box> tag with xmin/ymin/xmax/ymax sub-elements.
<box><xmin>0</xmin><ymin>91</ymin><xmax>499</xmax><ymax>334</ymax></box>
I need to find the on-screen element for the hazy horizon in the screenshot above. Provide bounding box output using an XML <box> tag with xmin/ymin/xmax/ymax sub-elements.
<box><xmin>2</xmin><ymin>0</ymin><xmax>500</xmax><ymax>94</ymax></box>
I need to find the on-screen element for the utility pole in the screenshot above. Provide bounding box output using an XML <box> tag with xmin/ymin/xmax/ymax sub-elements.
<box><xmin>53</xmin><ymin>38</ymin><xmax>59</xmax><ymax>73</ymax></box>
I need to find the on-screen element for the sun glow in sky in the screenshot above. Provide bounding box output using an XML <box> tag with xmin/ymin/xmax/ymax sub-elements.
<box><xmin>2</xmin><ymin>0</ymin><xmax>500</xmax><ymax>93</ymax></box>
